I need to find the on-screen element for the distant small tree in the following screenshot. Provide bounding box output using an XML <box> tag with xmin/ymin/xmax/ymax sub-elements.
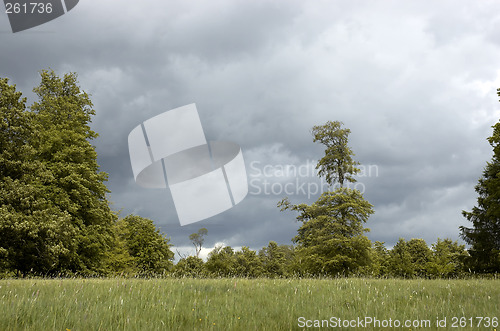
<box><xmin>426</xmin><ymin>238</ymin><xmax>468</xmax><ymax>278</ymax></box>
<box><xmin>388</xmin><ymin>238</ymin><xmax>415</xmax><ymax>278</ymax></box>
<box><xmin>174</xmin><ymin>256</ymin><xmax>205</xmax><ymax>277</ymax></box>
<box><xmin>103</xmin><ymin>225</ymin><xmax>136</xmax><ymax>276</ymax></box>
<box><xmin>369</xmin><ymin>241</ymin><xmax>390</xmax><ymax>276</ymax></box>
<box><xmin>258</xmin><ymin>241</ymin><xmax>294</xmax><ymax>277</ymax></box>
<box><xmin>407</xmin><ymin>238</ymin><xmax>432</xmax><ymax>277</ymax></box>
<box><xmin>234</xmin><ymin>247</ymin><xmax>263</xmax><ymax>278</ymax></box>
<box><xmin>189</xmin><ymin>228</ymin><xmax>208</xmax><ymax>258</ymax></box>
<box><xmin>205</xmin><ymin>245</ymin><xmax>235</xmax><ymax>277</ymax></box>
<box><xmin>388</xmin><ymin>238</ymin><xmax>432</xmax><ymax>278</ymax></box>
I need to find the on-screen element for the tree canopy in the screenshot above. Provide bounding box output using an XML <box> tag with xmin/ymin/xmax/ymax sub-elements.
<box><xmin>311</xmin><ymin>121</ymin><xmax>360</xmax><ymax>187</ymax></box>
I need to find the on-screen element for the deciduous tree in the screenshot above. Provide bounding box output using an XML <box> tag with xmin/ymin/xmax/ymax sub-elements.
<box><xmin>426</xmin><ymin>238</ymin><xmax>468</xmax><ymax>278</ymax></box>
<box><xmin>28</xmin><ymin>70</ymin><xmax>117</xmax><ymax>274</ymax></box>
<box><xmin>174</xmin><ymin>256</ymin><xmax>205</xmax><ymax>277</ymax></box>
<box><xmin>189</xmin><ymin>228</ymin><xmax>208</xmax><ymax>258</ymax></box>
<box><xmin>279</xmin><ymin>121</ymin><xmax>374</xmax><ymax>276</ymax></box>
<box><xmin>388</xmin><ymin>238</ymin><xmax>432</xmax><ymax>278</ymax></box>
<box><xmin>311</xmin><ymin>121</ymin><xmax>360</xmax><ymax>187</ymax></box>
<box><xmin>258</xmin><ymin>241</ymin><xmax>294</xmax><ymax>277</ymax></box>
<box><xmin>0</xmin><ymin>77</ymin><xmax>75</xmax><ymax>275</ymax></box>
<box><xmin>205</xmin><ymin>245</ymin><xmax>236</xmax><ymax>277</ymax></box>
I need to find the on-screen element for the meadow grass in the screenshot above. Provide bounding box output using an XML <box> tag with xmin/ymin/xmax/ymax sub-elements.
<box><xmin>0</xmin><ymin>277</ymin><xmax>498</xmax><ymax>330</ymax></box>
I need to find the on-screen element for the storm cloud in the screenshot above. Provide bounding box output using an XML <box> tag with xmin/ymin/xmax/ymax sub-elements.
<box><xmin>2</xmin><ymin>0</ymin><xmax>500</xmax><ymax>257</ymax></box>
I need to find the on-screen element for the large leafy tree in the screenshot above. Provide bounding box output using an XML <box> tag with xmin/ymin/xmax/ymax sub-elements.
<box><xmin>0</xmin><ymin>77</ymin><xmax>75</xmax><ymax>275</ymax></box>
<box><xmin>279</xmin><ymin>121</ymin><xmax>374</xmax><ymax>276</ymax></box>
<box><xmin>460</xmin><ymin>114</ymin><xmax>500</xmax><ymax>272</ymax></box>
<box><xmin>28</xmin><ymin>70</ymin><xmax>118</xmax><ymax>274</ymax></box>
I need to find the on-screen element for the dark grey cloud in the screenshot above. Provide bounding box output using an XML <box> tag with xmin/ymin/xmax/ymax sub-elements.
<box><xmin>2</xmin><ymin>0</ymin><xmax>500</xmax><ymax>254</ymax></box>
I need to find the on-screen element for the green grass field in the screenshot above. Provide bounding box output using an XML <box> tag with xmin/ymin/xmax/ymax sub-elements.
<box><xmin>0</xmin><ymin>278</ymin><xmax>498</xmax><ymax>330</ymax></box>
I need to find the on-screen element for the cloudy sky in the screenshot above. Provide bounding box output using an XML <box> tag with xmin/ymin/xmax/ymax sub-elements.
<box><xmin>2</xmin><ymin>0</ymin><xmax>500</xmax><ymax>258</ymax></box>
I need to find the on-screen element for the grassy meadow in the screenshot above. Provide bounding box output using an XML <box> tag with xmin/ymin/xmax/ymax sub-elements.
<box><xmin>0</xmin><ymin>277</ymin><xmax>498</xmax><ymax>330</ymax></box>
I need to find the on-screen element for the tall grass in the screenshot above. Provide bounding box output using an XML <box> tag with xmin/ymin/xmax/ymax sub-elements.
<box><xmin>0</xmin><ymin>278</ymin><xmax>498</xmax><ymax>330</ymax></box>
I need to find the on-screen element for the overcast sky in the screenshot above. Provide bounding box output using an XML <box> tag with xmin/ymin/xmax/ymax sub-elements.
<box><xmin>2</xmin><ymin>0</ymin><xmax>500</xmax><ymax>258</ymax></box>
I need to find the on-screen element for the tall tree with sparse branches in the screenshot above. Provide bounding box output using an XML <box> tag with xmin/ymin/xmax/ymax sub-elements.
<box><xmin>279</xmin><ymin>121</ymin><xmax>374</xmax><ymax>276</ymax></box>
<box><xmin>189</xmin><ymin>228</ymin><xmax>208</xmax><ymax>258</ymax></box>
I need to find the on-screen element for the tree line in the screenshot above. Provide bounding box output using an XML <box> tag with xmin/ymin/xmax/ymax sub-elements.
<box><xmin>172</xmin><ymin>236</ymin><xmax>469</xmax><ymax>279</ymax></box>
<box><xmin>1</xmin><ymin>70</ymin><xmax>499</xmax><ymax>278</ymax></box>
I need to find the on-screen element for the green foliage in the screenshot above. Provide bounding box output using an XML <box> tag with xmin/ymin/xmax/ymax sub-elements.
<box><xmin>1</xmin><ymin>72</ymin><xmax>175</xmax><ymax>277</ymax></box>
<box><xmin>407</xmin><ymin>238</ymin><xmax>433</xmax><ymax>276</ymax></box>
<box><xmin>388</xmin><ymin>238</ymin><xmax>432</xmax><ymax>278</ymax></box>
<box><xmin>426</xmin><ymin>238</ymin><xmax>468</xmax><ymax>278</ymax></box>
<box><xmin>116</xmin><ymin>215</ymin><xmax>174</xmax><ymax>275</ymax></box>
<box><xmin>173</xmin><ymin>256</ymin><xmax>206</xmax><ymax>277</ymax></box>
<box><xmin>29</xmin><ymin>70</ymin><xmax>117</xmax><ymax>274</ymax></box>
<box><xmin>102</xmin><ymin>220</ymin><xmax>137</xmax><ymax>276</ymax></box>
<box><xmin>205</xmin><ymin>245</ymin><xmax>236</xmax><ymax>277</ymax></box>
<box><xmin>279</xmin><ymin>121</ymin><xmax>374</xmax><ymax>276</ymax></box>
<box><xmin>234</xmin><ymin>246</ymin><xmax>263</xmax><ymax>278</ymax></box>
<box><xmin>460</xmin><ymin>116</ymin><xmax>500</xmax><ymax>272</ymax></box>
<box><xmin>311</xmin><ymin>121</ymin><xmax>360</xmax><ymax>187</ymax></box>
<box><xmin>0</xmin><ymin>77</ymin><xmax>76</xmax><ymax>275</ymax></box>
<box><xmin>388</xmin><ymin>238</ymin><xmax>420</xmax><ymax>278</ymax></box>
<box><xmin>280</xmin><ymin>188</ymin><xmax>374</xmax><ymax>276</ymax></box>
<box><xmin>258</xmin><ymin>241</ymin><xmax>294</xmax><ymax>277</ymax></box>
<box><xmin>203</xmin><ymin>245</ymin><xmax>269</xmax><ymax>278</ymax></box>
<box><xmin>368</xmin><ymin>241</ymin><xmax>390</xmax><ymax>276</ymax></box>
